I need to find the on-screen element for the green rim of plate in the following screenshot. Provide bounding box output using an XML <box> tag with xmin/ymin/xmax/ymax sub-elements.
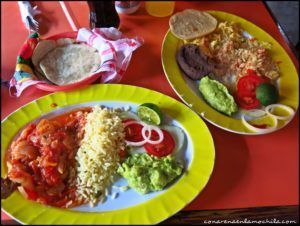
<box><xmin>1</xmin><ymin>84</ymin><xmax>215</xmax><ymax>225</ymax></box>
<box><xmin>162</xmin><ymin>10</ymin><xmax>299</xmax><ymax>135</ymax></box>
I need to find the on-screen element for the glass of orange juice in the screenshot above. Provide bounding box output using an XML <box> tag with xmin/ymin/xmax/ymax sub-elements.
<box><xmin>145</xmin><ymin>1</ymin><xmax>175</xmax><ymax>17</ymax></box>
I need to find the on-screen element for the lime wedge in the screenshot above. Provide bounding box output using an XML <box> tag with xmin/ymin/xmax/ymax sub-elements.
<box><xmin>137</xmin><ymin>103</ymin><xmax>163</xmax><ymax>125</ymax></box>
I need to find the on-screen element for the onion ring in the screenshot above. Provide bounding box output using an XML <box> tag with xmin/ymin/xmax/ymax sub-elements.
<box><xmin>123</xmin><ymin>120</ymin><xmax>147</xmax><ymax>128</ymax></box>
<box><xmin>241</xmin><ymin>112</ymin><xmax>278</xmax><ymax>134</ymax></box>
<box><xmin>141</xmin><ymin>125</ymin><xmax>164</xmax><ymax>145</ymax></box>
<box><xmin>123</xmin><ymin>119</ymin><xmax>165</xmax><ymax>146</ymax></box>
<box><xmin>125</xmin><ymin>140</ymin><xmax>147</xmax><ymax>146</ymax></box>
<box><xmin>123</xmin><ymin>120</ymin><xmax>148</xmax><ymax>146</ymax></box>
<box><xmin>244</xmin><ymin>109</ymin><xmax>267</xmax><ymax>118</ymax></box>
<box><xmin>265</xmin><ymin>104</ymin><xmax>295</xmax><ymax>121</ymax></box>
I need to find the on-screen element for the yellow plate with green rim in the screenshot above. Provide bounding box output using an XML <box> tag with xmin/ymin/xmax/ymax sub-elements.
<box><xmin>162</xmin><ymin>10</ymin><xmax>299</xmax><ymax>135</ymax></box>
<box><xmin>1</xmin><ymin>84</ymin><xmax>215</xmax><ymax>225</ymax></box>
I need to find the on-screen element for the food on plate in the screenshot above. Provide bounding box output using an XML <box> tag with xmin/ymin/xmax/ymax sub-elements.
<box><xmin>161</xmin><ymin>125</ymin><xmax>185</xmax><ymax>152</ymax></box>
<box><xmin>3</xmin><ymin>103</ymin><xmax>187</xmax><ymax>208</ymax></box>
<box><xmin>169</xmin><ymin>9</ymin><xmax>217</xmax><ymax>40</ymax></box>
<box><xmin>255</xmin><ymin>83</ymin><xmax>279</xmax><ymax>106</ymax></box>
<box><xmin>240</xmin><ymin>103</ymin><xmax>295</xmax><ymax>132</ymax></box>
<box><xmin>123</xmin><ymin>119</ymin><xmax>147</xmax><ymax>146</ymax></box>
<box><xmin>144</xmin><ymin>129</ymin><xmax>176</xmax><ymax>157</ymax></box>
<box><xmin>39</xmin><ymin>44</ymin><xmax>101</xmax><ymax>85</ymax></box>
<box><xmin>75</xmin><ymin>106</ymin><xmax>125</xmax><ymax>205</ymax></box>
<box><xmin>241</xmin><ymin>109</ymin><xmax>278</xmax><ymax>133</ymax></box>
<box><xmin>137</xmin><ymin>103</ymin><xmax>163</xmax><ymax>125</ymax></box>
<box><xmin>1</xmin><ymin>177</ymin><xmax>18</xmax><ymax>199</ymax></box>
<box><xmin>56</xmin><ymin>38</ymin><xmax>76</xmax><ymax>46</ymax></box>
<box><xmin>5</xmin><ymin>108</ymin><xmax>90</xmax><ymax>207</ymax></box>
<box><xmin>182</xmin><ymin>18</ymin><xmax>281</xmax><ymax>89</ymax></box>
<box><xmin>30</xmin><ymin>37</ymin><xmax>102</xmax><ymax>86</ymax></box>
<box><xmin>265</xmin><ymin>104</ymin><xmax>295</xmax><ymax>121</ymax></box>
<box><xmin>123</xmin><ymin>103</ymin><xmax>183</xmax><ymax>157</ymax></box>
<box><xmin>170</xmin><ymin>10</ymin><xmax>290</xmax><ymax>131</ymax></box>
<box><xmin>234</xmin><ymin>91</ymin><xmax>260</xmax><ymax>110</ymax></box>
<box><xmin>123</xmin><ymin>119</ymin><xmax>177</xmax><ymax>157</ymax></box>
<box><xmin>176</xmin><ymin>44</ymin><xmax>216</xmax><ymax>80</ymax></box>
<box><xmin>186</xmin><ymin>21</ymin><xmax>280</xmax><ymax>81</ymax></box>
<box><xmin>32</xmin><ymin>40</ymin><xmax>57</xmax><ymax>76</ymax></box>
<box><xmin>34</xmin><ymin>68</ymin><xmax>53</xmax><ymax>83</ymax></box>
<box><xmin>117</xmin><ymin>153</ymin><xmax>183</xmax><ymax>194</ymax></box>
<box><xmin>234</xmin><ymin>69</ymin><xmax>273</xmax><ymax>110</ymax></box>
<box><xmin>32</xmin><ymin>40</ymin><xmax>57</xmax><ymax>69</ymax></box>
<box><xmin>234</xmin><ymin>70</ymin><xmax>278</xmax><ymax>110</ymax></box>
<box><xmin>236</xmin><ymin>69</ymin><xmax>270</xmax><ymax>97</ymax></box>
<box><xmin>199</xmin><ymin>76</ymin><xmax>238</xmax><ymax>116</ymax></box>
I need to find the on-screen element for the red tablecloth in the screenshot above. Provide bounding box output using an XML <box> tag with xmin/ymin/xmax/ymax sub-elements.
<box><xmin>1</xmin><ymin>1</ymin><xmax>298</xmax><ymax>221</ymax></box>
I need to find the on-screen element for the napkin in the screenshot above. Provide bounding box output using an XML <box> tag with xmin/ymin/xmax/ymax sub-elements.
<box><xmin>9</xmin><ymin>32</ymin><xmax>42</xmax><ymax>97</ymax></box>
<box><xmin>9</xmin><ymin>28</ymin><xmax>143</xmax><ymax>97</ymax></box>
<box><xmin>77</xmin><ymin>28</ymin><xmax>143</xmax><ymax>83</ymax></box>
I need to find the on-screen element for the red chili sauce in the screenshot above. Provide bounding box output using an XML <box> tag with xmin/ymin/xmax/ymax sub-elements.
<box><xmin>6</xmin><ymin>108</ymin><xmax>91</xmax><ymax>207</ymax></box>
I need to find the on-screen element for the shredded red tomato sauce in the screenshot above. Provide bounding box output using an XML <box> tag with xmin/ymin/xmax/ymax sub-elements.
<box><xmin>7</xmin><ymin>108</ymin><xmax>91</xmax><ymax>208</ymax></box>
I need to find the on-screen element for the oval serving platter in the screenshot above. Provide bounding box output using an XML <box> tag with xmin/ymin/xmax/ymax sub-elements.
<box><xmin>162</xmin><ymin>10</ymin><xmax>299</xmax><ymax>135</ymax></box>
<box><xmin>1</xmin><ymin>84</ymin><xmax>215</xmax><ymax>225</ymax></box>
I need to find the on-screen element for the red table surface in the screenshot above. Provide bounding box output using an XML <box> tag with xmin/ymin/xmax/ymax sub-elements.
<box><xmin>1</xmin><ymin>1</ymin><xmax>299</xmax><ymax>221</ymax></box>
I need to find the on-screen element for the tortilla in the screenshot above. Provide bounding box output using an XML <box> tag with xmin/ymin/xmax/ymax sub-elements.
<box><xmin>39</xmin><ymin>44</ymin><xmax>101</xmax><ymax>85</ymax></box>
<box><xmin>169</xmin><ymin>9</ymin><xmax>217</xmax><ymax>40</ymax></box>
<box><xmin>56</xmin><ymin>38</ymin><xmax>76</xmax><ymax>46</ymax></box>
<box><xmin>32</xmin><ymin>40</ymin><xmax>56</xmax><ymax>70</ymax></box>
<box><xmin>34</xmin><ymin>68</ymin><xmax>54</xmax><ymax>84</ymax></box>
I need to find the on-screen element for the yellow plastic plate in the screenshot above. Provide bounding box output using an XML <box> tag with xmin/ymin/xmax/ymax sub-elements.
<box><xmin>162</xmin><ymin>10</ymin><xmax>299</xmax><ymax>135</ymax></box>
<box><xmin>1</xmin><ymin>84</ymin><xmax>215</xmax><ymax>224</ymax></box>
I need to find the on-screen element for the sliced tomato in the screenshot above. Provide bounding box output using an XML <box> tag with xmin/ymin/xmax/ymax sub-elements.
<box><xmin>123</xmin><ymin>119</ymin><xmax>144</xmax><ymax>142</ymax></box>
<box><xmin>246</xmin><ymin>69</ymin><xmax>257</xmax><ymax>76</ymax></box>
<box><xmin>237</xmin><ymin>75</ymin><xmax>264</xmax><ymax>97</ymax></box>
<box><xmin>237</xmin><ymin>69</ymin><xmax>271</xmax><ymax>97</ymax></box>
<box><xmin>234</xmin><ymin>92</ymin><xmax>260</xmax><ymax>110</ymax></box>
<box><xmin>144</xmin><ymin>129</ymin><xmax>175</xmax><ymax>157</ymax></box>
<box><xmin>236</xmin><ymin>69</ymin><xmax>272</xmax><ymax>110</ymax></box>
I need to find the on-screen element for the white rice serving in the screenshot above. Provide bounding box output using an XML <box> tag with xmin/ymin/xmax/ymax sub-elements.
<box><xmin>75</xmin><ymin>106</ymin><xmax>125</xmax><ymax>206</ymax></box>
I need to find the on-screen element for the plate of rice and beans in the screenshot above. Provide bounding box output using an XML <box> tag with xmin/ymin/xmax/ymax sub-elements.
<box><xmin>1</xmin><ymin>84</ymin><xmax>215</xmax><ymax>224</ymax></box>
<box><xmin>162</xmin><ymin>10</ymin><xmax>298</xmax><ymax>134</ymax></box>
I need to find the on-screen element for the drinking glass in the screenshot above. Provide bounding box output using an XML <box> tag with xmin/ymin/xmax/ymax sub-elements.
<box><xmin>145</xmin><ymin>1</ymin><xmax>175</xmax><ymax>17</ymax></box>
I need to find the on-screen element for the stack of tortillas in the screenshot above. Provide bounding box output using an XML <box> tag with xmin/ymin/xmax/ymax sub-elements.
<box><xmin>169</xmin><ymin>9</ymin><xmax>217</xmax><ymax>40</ymax></box>
<box><xmin>32</xmin><ymin>38</ymin><xmax>101</xmax><ymax>85</ymax></box>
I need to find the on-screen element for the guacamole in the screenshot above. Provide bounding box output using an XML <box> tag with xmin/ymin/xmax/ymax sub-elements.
<box><xmin>117</xmin><ymin>153</ymin><xmax>183</xmax><ymax>194</ymax></box>
<box><xmin>199</xmin><ymin>76</ymin><xmax>238</xmax><ymax>116</ymax></box>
